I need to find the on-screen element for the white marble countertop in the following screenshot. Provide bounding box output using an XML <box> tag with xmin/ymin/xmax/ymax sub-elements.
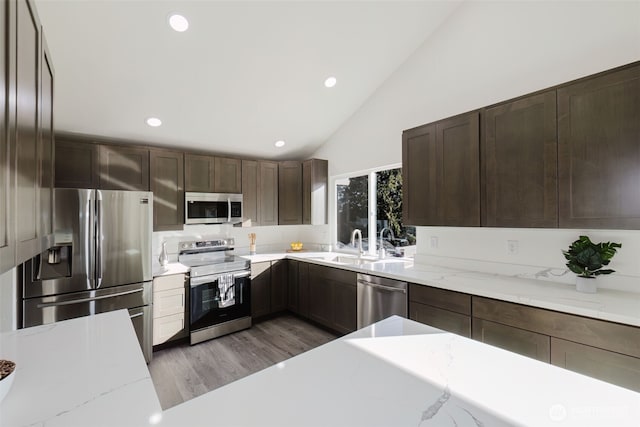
<box><xmin>158</xmin><ymin>315</ymin><xmax>640</xmax><ymax>426</ymax></box>
<box><xmin>2</xmin><ymin>312</ymin><xmax>639</xmax><ymax>427</ymax></box>
<box><xmin>153</xmin><ymin>251</ymin><xmax>640</xmax><ymax>327</ymax></box>
<box><xmin>152</xmin><ymin>262</ymin><xmax>190</xmax><ymax>278</ymax></box>
<box><xmin>0</xmin><ymin>310</ymin><xmax>162</xmax><ymax>427</ymax></box>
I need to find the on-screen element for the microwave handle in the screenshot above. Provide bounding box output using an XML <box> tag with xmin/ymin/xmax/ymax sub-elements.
<box><xmin>228</xmin><ymin>197</ymin><xmax>231</xmax><ymax>223</ymax></box>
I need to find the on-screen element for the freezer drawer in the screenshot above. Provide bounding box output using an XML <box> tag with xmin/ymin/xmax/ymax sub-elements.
<box><xmin>22</xmin><ymin>281</ymin><xmax>153</xmax><ymax>362</ymax></box>
<box><xmin>22</xmin><ymin>281</ymin><xmax>152</xmax><ymax>327</ymax></box>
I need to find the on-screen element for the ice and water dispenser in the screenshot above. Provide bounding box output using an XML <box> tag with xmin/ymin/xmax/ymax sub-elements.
<box><xmin>34</xmin><ymin>232</ymin><xmax>72</xmax><ymax>281</ymax></box>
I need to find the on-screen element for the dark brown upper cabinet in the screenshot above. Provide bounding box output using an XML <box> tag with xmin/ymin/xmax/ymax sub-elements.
<box><xmin>402</xmin><ymin>123</ymin><xmax>437</xmax><ymax>226</ymax></box>
<box><xmin>15</xmin><ymin>0</ymin><xmax>42</xmax><ymax>264</ymax></box>
<box><xmin>39</xmin><ymin>35</ymin><xmax>54</xmax><ymax>238</ymax></box>
<box><xmin>438</xmin><ymin>112</ymin><xmax>480</xmax><ymax>226</ymax></box>
<box><xmin>482</xmin><ymin>91</ymin><xmax>558</xmax><ymax>228</ymax></box>
<box><xmin>98</xmin><ymin>144</ymin><xmax>150</xmax><ymax>191</ymax></box>
<box><xmin>242</xmin><ymin>159</ymin><xmax>279</xmax><ymax>226</ymax></box>
<box><xmin>402</xmin><ymin>111</ymin><xmax>480</xmax><ymax>227</ymax></box>
<box><xmin>302</xmin><ymin>159</ymin><xmax>328</xmax><ymax>225</ymax></box>
<box><xmin>258</xmin><ymin>161</ymin><xmax>278</xmax><ymax>226</ymax></box>
<box><xmin>213</xmin><ymin>156</ymin><xmax>242</xmax><ymax>193</ymax></box>
<box><xmin>54</xmin><ymin>139</ymin><xmax>100</xmax><ymax>189</ymax></box>
<box><xmin>0</xmin><ymin>0</ymin><xmax>14</xmax><ymax>274</ymax></box>
<box><xmin>278</xmin><ymin>161</ymin><xmax>302</xmax><ymax>225</ymax></box>
<box><xmin>150</xmin><ymin>149</ymin><xmax>184</xmax><ymax>231</ymax></box>
<box><xmin>558</xmin><ymin>63</ymin><xmax>640</xmax><ymax>229</ymax></box>
<box><xmin>241</xmin><ymin>160</ymin><xmax>258</xmax><ymax>224</ymax></box>
<box><xmin>184</xmin><ymin>153</ymin><xmax>214</xmax><ymax>192</ymax></box>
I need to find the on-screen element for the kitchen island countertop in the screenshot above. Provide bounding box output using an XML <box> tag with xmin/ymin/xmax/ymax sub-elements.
<box><xmin>4</xmin><ymin>311</ymin><xmax>638</xmax><ymax>427</ymax></box>
<box><xmin>0</xmin><ymin>310</ymin><xmax>162</xmax><ymax>427</ymax></box>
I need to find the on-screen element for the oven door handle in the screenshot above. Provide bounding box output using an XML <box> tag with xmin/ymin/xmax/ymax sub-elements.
<box><xmin>190</xmin><ymin>270</ymin><xmax>251</xmax><ymax>287</ymax></box>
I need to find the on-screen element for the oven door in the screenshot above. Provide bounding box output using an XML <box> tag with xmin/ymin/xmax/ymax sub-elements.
<box><xmin>190</xmin><ymin>271</ymin><xmax>251</xmax><ymax>332</ymax></box>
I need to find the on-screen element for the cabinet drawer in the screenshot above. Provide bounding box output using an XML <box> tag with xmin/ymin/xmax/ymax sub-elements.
<box><xmin>153</xmin><ymin>287</ymin><xmax>185</xmax><ymax>318</ymax></box>
<box><xmin>551</xmin><ymin>338</ymin><xmax>640</xmax><ymax>393</ymax></box>
<box><xmin>472</xmin><ymin>317</ymin><xmax>550</xmax><ymax>363</ymax></box>
<box><xmin>309</xmin><ymin>264</ymin><xmax>356</xmax><ymax>284</ymax></box>
<box><xmin>410</xmin><ymin>301</ymin><xmax>470</xmax><ymax>337</ymax></box>
<box><xmin>409</xmin><ymin>284</ymin><xmax>470</xmax><ymax>315</ymax></box>
<box><xmin>153</xmin><ymin>312</ymin><xmax>186</xmax><ymax>345</ymax></box>
<box><xmin>472</xmin><ymin>296</ymin><xmax>640</xmax><ymax>358</ymax></box>
<box><xmin>154</xmin><ymin>274</ymin><xmax>185</xmax><ymax>292</ymax></box>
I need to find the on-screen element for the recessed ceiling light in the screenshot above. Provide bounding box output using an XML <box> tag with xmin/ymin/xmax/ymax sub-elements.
<box><xmin>169</xmin><ymin>14</ymin><xmax>189</xmax><ymax>32</ymax></box>
<box><xmin>274</xmin><ymin>140</ymin><xmax>285</xmax><ymax>148</ymax></box>
<box><xmin>146</xmin><ymin>117</ymin><xmax>162</xmax><ymax>127</ymax></box>
<box><xmin>324</xmin><ymin>76</ymin><xmax>337</xmax><ymax>88</ymax></box>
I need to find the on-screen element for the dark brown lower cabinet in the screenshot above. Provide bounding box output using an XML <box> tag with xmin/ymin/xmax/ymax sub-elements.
<box><xmin>298</xmin><ymin>261</ymin><xmax>310</xmax><ymax>318</ymax></box>
<box><xmin>308</xmin><ymin>270</ymin><xmax>333</xmax><ymax>327</ymax></box>
<box><xmin>471</xmin><ymin>296</ymin><xmax>640</xmax><ymax>391</ymax></box>
<box><xmin>287</xmin><ymin>260</ymin><xmax>299</xmax><ymax>314</ymax></box>
<box><xmin>472</xmin><ymin>317</ymin><xmax>550</xmax><ymax>362</ymax></box>
<box><xmin>270</xmin><ymin>260</ymin><xmax>288</xmax><ymax>313</ymax></box>
<box><xmin>251</xmin><ymin>260</ymin><xmax>288</xmax><ymax>319</ymax></box>
<box><xmin>308</xmin><ymin>264</ymin><xmax>356</xmax><ymax>334</ymax></box>
<box><xmin>408</xmin><ymin>283</ymin><xmax>471</xmax><ymax>337</ymax></box>
<box><xmin>332</xmin><ymin>280</ymin><xmax>356</xmax><ymax>334</ymax></box>
<box><xmin>250</xmin><ymin>262</ymin><xmax>271</xmax><ymax>319</ymax></box>
<box><xmin>550</xmin><ymin>338</ymin><xmax>640</xmax><ymax>393</ymax></box>
<box><xmin>410</xmin><ymin>303</ymin><xmax>471</xmax><ymax>338</ymax></box>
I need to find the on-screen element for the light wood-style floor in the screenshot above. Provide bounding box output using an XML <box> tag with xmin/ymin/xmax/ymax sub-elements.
<box><xmin>148</xmin><ymin>314</ymin><xmax>338</xmax><ymax>409</ymax></box>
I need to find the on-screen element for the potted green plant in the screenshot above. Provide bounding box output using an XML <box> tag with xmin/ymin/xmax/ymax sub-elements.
<box><xmin>562</xmin><ymin>235</ymin><xmax>621</xmax><ymax>293</ymax></box>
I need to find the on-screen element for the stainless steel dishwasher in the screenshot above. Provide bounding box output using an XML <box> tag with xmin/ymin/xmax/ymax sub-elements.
<box><xmin>357</xmin><ymin>273</ymin><xmax>407</xmax><ymax>328</ymax></box>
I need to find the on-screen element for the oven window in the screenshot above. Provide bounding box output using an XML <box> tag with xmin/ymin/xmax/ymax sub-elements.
<box><xmin>190</xmin><ymin>276</ymin><xmax>251</xmax><ymax>332</ymax></box>
<box><xmin>187</xmin><ymin>201</ymin><xmax>228</xmax><ymax>220</ymax></box>
<box><xmin>201</xmin><ymin>287</ymin><xmax>217</xmax><ymax>312</ymax></box>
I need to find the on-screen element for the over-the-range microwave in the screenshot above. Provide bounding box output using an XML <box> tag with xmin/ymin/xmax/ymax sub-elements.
<box><xmin>185</xmin><ymin>192</ymin><xmax>243</xmax><ymax>224</ymax></box>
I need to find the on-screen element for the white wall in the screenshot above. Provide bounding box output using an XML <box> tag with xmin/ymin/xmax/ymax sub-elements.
<box><xmin>313</xmin><ymin>0</ymin><xmax>640</xmax><ymax>290</ymax></box>
<box><xmin>0</xmin><ymin>268</ymin><xmax>17</xmax><ymax>332</ymax></box>
<box><xmin>314</xmin><ymin>0</ymin><xmax>640</xmax><ymax>176</ymax></box>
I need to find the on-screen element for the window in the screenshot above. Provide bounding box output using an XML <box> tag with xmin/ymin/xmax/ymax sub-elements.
<box><xmin>335</xmin><ymin>166</ymin><xmax>416</xmax><ymax>254</ymax></box>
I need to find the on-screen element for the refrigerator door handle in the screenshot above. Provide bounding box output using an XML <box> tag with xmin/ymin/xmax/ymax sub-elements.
<box><xmin>36</xmin><ymin>288</ymin><xmax>144</xmax><ymax>308</ymax></box>
<box><xmin>96</xmin><ymin>192</ymin><xmax>103</xmax><ymax>288</ymax></box>
<box><xmin>88</xmin><ymin>191</ymin><xmax>97</xmax><ymax>289</ymax></box>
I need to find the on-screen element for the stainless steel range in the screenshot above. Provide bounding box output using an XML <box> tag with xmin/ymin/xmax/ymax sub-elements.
<box><xmin>179</xmin><ymin>238</ymin><xmax>251</xmax><ymax>345</ymax></box>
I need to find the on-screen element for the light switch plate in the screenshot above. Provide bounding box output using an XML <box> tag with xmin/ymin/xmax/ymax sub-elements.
<box><xmin>430</xmin><ymin>236</ymin><xmax>439</xmax><ymax>249</ymax></box>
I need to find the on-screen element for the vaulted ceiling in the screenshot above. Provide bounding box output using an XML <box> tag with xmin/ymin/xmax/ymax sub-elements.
<box><xmin>36</xmin><ymin>0</ymin><xmax>461</xmax><ymax>159</ymax></box>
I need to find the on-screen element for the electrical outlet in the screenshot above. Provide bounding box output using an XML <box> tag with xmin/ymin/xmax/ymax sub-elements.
<box><xmin>430</xmin><ymin>236</ymin><xmax>439</xmax><ymax>249</ymax></box>
<box><xmin>507</xmin><ymin>240</ymin><xmax>519</xmax><ymax>255</ymax></box>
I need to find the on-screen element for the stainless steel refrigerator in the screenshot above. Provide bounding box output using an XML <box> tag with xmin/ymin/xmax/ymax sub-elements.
<box><xmin>21</xmin><ymin>189</ymin><xmax>154</xmax><ymax>362</ymax></box>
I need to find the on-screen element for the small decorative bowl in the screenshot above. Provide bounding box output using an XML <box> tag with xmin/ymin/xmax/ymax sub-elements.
<box><xmin>0</xmin><ymin>360</ymin><xmax>16</xmax><ymax>404</ymax></box>
<box><xmin>290</xmin><ymin>242</ymin><xmax>303</xmax><ymax>251</ymax></box>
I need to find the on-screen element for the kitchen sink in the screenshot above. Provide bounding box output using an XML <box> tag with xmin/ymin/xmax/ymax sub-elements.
<box><xmin>318</xmin><ymin>254</ymin><xmax>413</xmax><ymax>267</ymax></box>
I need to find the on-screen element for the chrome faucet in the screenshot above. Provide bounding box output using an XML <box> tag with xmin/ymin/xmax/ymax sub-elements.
<box><xmin>379</xmin><ymin>227</ymin><xmax>395</xmax><ymax>259</ymax></box>
<box><xmin>350</xmin><ymin>229</ymin><xmax>364</xmax><ymax>256</ymax></box>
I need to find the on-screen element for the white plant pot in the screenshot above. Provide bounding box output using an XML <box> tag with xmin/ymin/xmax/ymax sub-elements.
<box><xmin>576</xmin><ymin>276</ymin><xmax>597</xmax><ymax>293</ymax></box>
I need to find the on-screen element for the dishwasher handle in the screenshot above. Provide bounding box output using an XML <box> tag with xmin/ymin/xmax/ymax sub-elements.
<box><xmin>357</xmin><ymin>279</ymin><xmax>407</xmax><ymax>294</ymax></box>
